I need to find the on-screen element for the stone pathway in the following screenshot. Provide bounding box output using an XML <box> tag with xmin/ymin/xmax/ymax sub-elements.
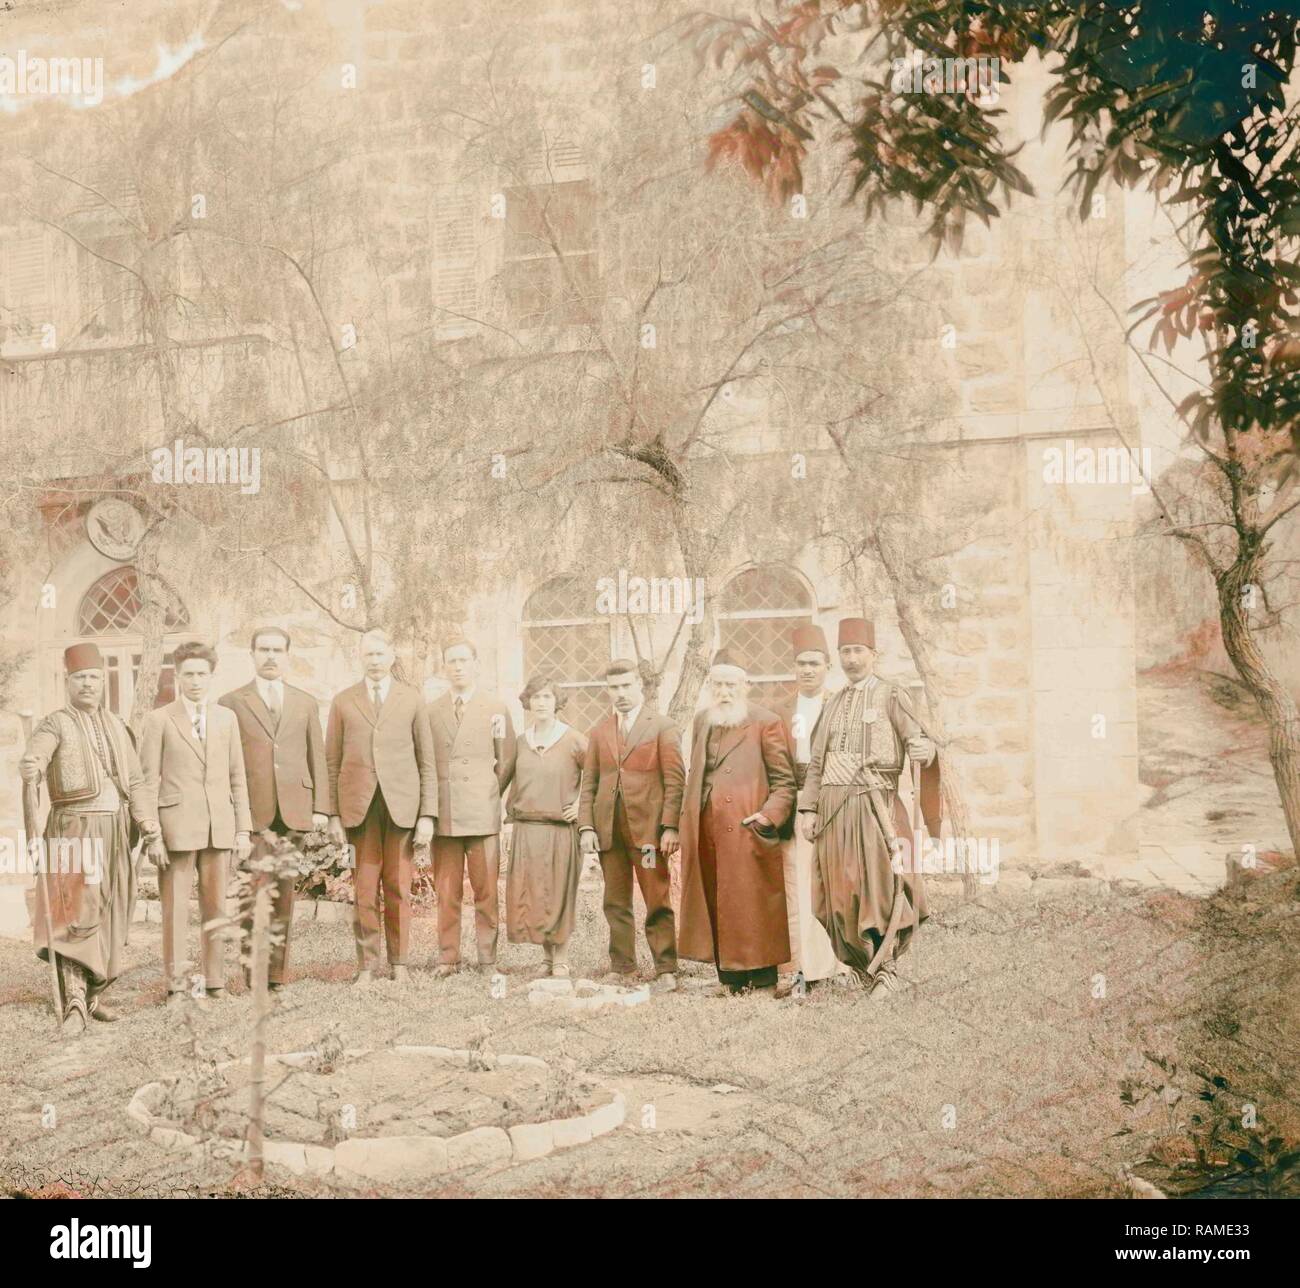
<box><xmin>1106</xmin><ymin>669</ymin><xmax>1293</xmax><ymax>896</ymax></box>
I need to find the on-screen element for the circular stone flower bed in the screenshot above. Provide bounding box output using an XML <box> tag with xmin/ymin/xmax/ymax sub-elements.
<box><xmin>127</xmin><ymin>1046</ymin><xmax>625</xmax><ymax>1183</ymax></box>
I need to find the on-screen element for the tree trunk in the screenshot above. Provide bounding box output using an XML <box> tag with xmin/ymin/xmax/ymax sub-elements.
<box><xmin>873</xmin><ymin>529</ymin><xmax>979</xmax><ymax>898</ymax></box>
<box><xmin>665</xmin><ymin>507</ymin><xmax>717</xmax><ymax>727</ymax></box>
<box><xmin>1218</xmin><ymin>561</ymin><xmax>1300</xmax><ymax>858</ymax></box>
<box><xmin>666</xmin><ymin>608</ymin><xmax>713</xmax><ymax>728</ymax></box>
<box><xmin>129</xmin><ymin>597</ymin><xmax>165</xmax><ymax>738</ymax></box>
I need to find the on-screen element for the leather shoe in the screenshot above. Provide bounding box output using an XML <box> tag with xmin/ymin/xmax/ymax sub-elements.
<box><xmin>89</xmin><ymin>998</ymin><xmax>122</xmax><ymax>1022</ymax></box>
<box><xmin>430</xmin><ymin>964</ymin><xmax>457</xmax><ymax>980</ymax></box>
<box><xmin>352</xmin><ymin>969</ymin><xmax>374</xmax><ymax>987</ymax></box>
<box><xmin>652</xmin><ymin>972</ymin><xmax>678</xmax><ymax>994</ymax></box>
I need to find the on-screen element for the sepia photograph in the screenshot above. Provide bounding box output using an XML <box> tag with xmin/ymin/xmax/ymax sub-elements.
<box><xmin>0</xmin><ymin>0</ymin><xmax>1296</xmax><ymax>1242</ymax></box>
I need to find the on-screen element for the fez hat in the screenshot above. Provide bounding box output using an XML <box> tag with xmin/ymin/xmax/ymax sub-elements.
<box><xmin>837</xmin><ymin>617</ymin><xmax>876</xmax><ymax>649</ymax></box>
<box><xmin>64</xmin><ymin>642</ymin><xmax>105</xmax><ymax>673</ymax></box>
<box><xmin>709</xmin><ymin>649</ymin><xmax>747</xmax><ymax>681</ymax></box>
<box><xmin>791</xmin><ymin>623</ymin><xmax>829</xmax><ymax>657</ymax></box>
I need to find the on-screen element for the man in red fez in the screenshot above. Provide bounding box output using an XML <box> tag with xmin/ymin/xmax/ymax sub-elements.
<box><xmin>797</xmin><ymin>617</ymin><xmax>940</xmax><ymax>1001</ymax></box>
<box><xmin>774</xmin><ymin>624</ymin><xmax>848</xmax><ymax>993</ymax></box>
<box><xmin>678</xmin><ymin>651</ymin><xmax>796</xmax><ymax>996</ymax></box>
<box><xmin>19</xmin><ymin>643</ymin><xmax>159</xmax><ymax>1035</ymax></box>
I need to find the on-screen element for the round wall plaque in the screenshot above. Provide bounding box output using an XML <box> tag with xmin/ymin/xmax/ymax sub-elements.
<box><xmin>85</xmin><ymin>497</ymin><xmax>145</xmax><ymax>562</ymax></box>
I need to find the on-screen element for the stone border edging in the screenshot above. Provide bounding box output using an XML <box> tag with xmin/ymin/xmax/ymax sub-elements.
<box><xmin>528</xmin><ymin>976</ymin><xmax>652</xmax><ymax>1011</ymax></box>
<box><xmin>126</xmin><ymin>1044</ymin><xmax>625</xmax><ymax>1182</ymax></box>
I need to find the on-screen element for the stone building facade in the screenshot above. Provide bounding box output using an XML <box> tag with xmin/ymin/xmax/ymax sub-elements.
<box><xmin>3</xmin><ymin>0</ymin><xmax>1285</xmax><ymax>913</ymax></box>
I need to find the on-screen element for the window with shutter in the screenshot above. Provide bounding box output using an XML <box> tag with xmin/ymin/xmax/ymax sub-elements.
<box><xmin>1</xmin><ymin>231</ymin><xmax>52</xmax><ymax>348</ymax></box>
<box><xmin>502</xmin><ymin>136</ymin><xmax>597</xmax><ymax>327</ymax></box>
<box><xmin>432</xmin><ymin>186</ymin><xmax>479</xmax><ymax>333</ymax></box>
<box><xmin>68</xmin><ymin>172</ymin><xmax>141</xmax><ymax>223</ymax></box>
<box><xmin>76</xmin><ymin>237</ymin><xmax>140</xmax><ymax>344</ymax></box>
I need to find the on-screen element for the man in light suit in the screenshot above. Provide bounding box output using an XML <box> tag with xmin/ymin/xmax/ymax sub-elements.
<box><xmin>219</xmin><ymin>626</ymin><xmax>330</xmax><ymax>992</ymax></box>
<box><xmin>139</xmin><ymin>640</ymin><xmax>252</xmax><ymax>1002</ymax></box>
<box><xmin>326</xmin><ymin>629</ymin><xmax>437</xmax><ymax>985</ymax></box>
<box><xmin>427</xmin><ymin>638</ymin><xmax>516</xmax><ymax>976</ymax></box>
<box><xmin>578</xmin><ymin>659</ymin><xmax>684</xmax><ymax>992</ymax></box>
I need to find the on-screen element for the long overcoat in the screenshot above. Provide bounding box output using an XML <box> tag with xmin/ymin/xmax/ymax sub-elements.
<box><xmin>678</xmin><ymin>705</ymin><xmax>795</xmax><ymax>970</ymax></box>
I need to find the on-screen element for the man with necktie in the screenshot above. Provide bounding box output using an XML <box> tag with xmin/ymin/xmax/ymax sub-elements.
<box><xmin>138</xmin><ymin>640</ymin><xmax>252</xmax><ymax>1003</ymax></box>
<box><xmin>326</xmin><ymin>629</ymin><xmax>437</xmax><ymax>985</ymax></box>
<box><xmin>427</xmin><ymin>638</ymin><xmax>517</xmax><ymax>976</ymax></box>
<box><xmin>219</xmin><ymin>626</ymin><xmax>330</xmax><ymax>992</ymax></box>
<box><xmin>578</xmin><ymin>659</ymin><xmax>684</xmax><ymax>992</ymax></box>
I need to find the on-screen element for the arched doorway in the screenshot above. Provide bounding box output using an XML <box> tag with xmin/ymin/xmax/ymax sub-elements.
<box><xmin>46</xmin><ymin>565</ymin><xmax>191</xmax><ymax>720</ymax></box>
<box><xmin>716</xmin><ymin>564</ymin><xmax>815</xmax><ymax>709</ymax></box>
<box><xmin>521</xmin><ymin>576</ymin><xmax>612</xmax><ymax>734</ymax></box>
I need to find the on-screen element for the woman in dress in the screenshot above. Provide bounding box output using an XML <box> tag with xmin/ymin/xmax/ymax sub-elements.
<box><xmin>505</xmin><ymin>674</ymin><xmax>588</xmax><ymax>977</ymax></box>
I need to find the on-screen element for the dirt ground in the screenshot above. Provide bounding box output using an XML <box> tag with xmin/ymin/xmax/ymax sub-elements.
<box><xmin>1</xmin><ymin>857</ymin><xmax>1296</xmax><ymax>1198</ymax></box>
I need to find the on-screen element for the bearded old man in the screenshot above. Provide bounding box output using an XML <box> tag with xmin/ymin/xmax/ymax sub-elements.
<box><xmin>18</xmin><ymin>644</ymin><xmax>158</xmax><ymax>1034</ymax></box>
<box><xmin>797</xmin><ymin>618</ymin><xmax>940</xmax><ymax>1001</ymax></box>
<box><xmin>678</xmin><ymin>651</ymin><xmax>796</xmax><ymax>997</ymax></box>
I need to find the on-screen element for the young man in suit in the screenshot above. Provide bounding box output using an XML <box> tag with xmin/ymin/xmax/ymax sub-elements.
<box><xmin>326</xmin><ymin>629</ymin><xmax>437</xmax><ymax>985</ymax></box>
<box><xmin>139</xmin><ymin>640</ymin><xmax>252</xmax><ymax>1003</ymax></box>
<box><xmin>578</xmin><ymin>659</ymin><xmax>684</xmax><ymax>992</ymax></box>
<box><xmin>427</xmin><ymin>638</ymin><xmax>517</xmax><ymax>977</ymax></box>
<box><xmin>218</xmin><ymin>626</ymin><xmax>330</xmax><ymax>992</ymax></box>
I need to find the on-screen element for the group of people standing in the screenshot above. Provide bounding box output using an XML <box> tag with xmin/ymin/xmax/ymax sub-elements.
<box><xmin>19</xmin><ymin>616</ymin><xmax>939</xmax><ymax>1035</ymax></box>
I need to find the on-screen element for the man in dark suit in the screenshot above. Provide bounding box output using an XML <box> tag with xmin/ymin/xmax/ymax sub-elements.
<box><xmin>578</xmin><ymin>659</ymin><xmax>684</xmax><ymax>992</ymax></box>
<box><xmin>325</xmin><ymin>629</ymin><xmax>437</xmax><ymax>985</ymax></box>
<box><xmin>219</xmin><ymin>626</ymin><xmax>330</xmax><ymax>992</ymax></box>
<box><xmin>427</xmin><ymin>638</ymin><xmax>516</xmax><ymax>977</ymax></box>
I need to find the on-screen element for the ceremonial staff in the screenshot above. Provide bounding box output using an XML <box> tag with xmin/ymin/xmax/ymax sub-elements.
<box><xmin>19</xmin><ymin>710</ymin><xmax>64</xmax><ymax>1034</ymax></box>
<box><xmin>908</xmin><ymin>680</ymin><xmax>925</xmax><ymax>841</ymax></box>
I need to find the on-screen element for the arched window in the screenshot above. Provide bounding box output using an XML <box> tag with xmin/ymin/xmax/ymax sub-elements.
<box><xmin>522</xmin><ymin>576</ymin><xmax>612</xmax><ymax>733</ymax></box>
<box><xmin>717</xmin><ymin>565</ymin><xmax>813</xmax><ymax>707</ymax></box>
<box><xmin>77</xmin><ymin>567</ymin><xmax>189</xmax><ymax>635</ymax></box>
